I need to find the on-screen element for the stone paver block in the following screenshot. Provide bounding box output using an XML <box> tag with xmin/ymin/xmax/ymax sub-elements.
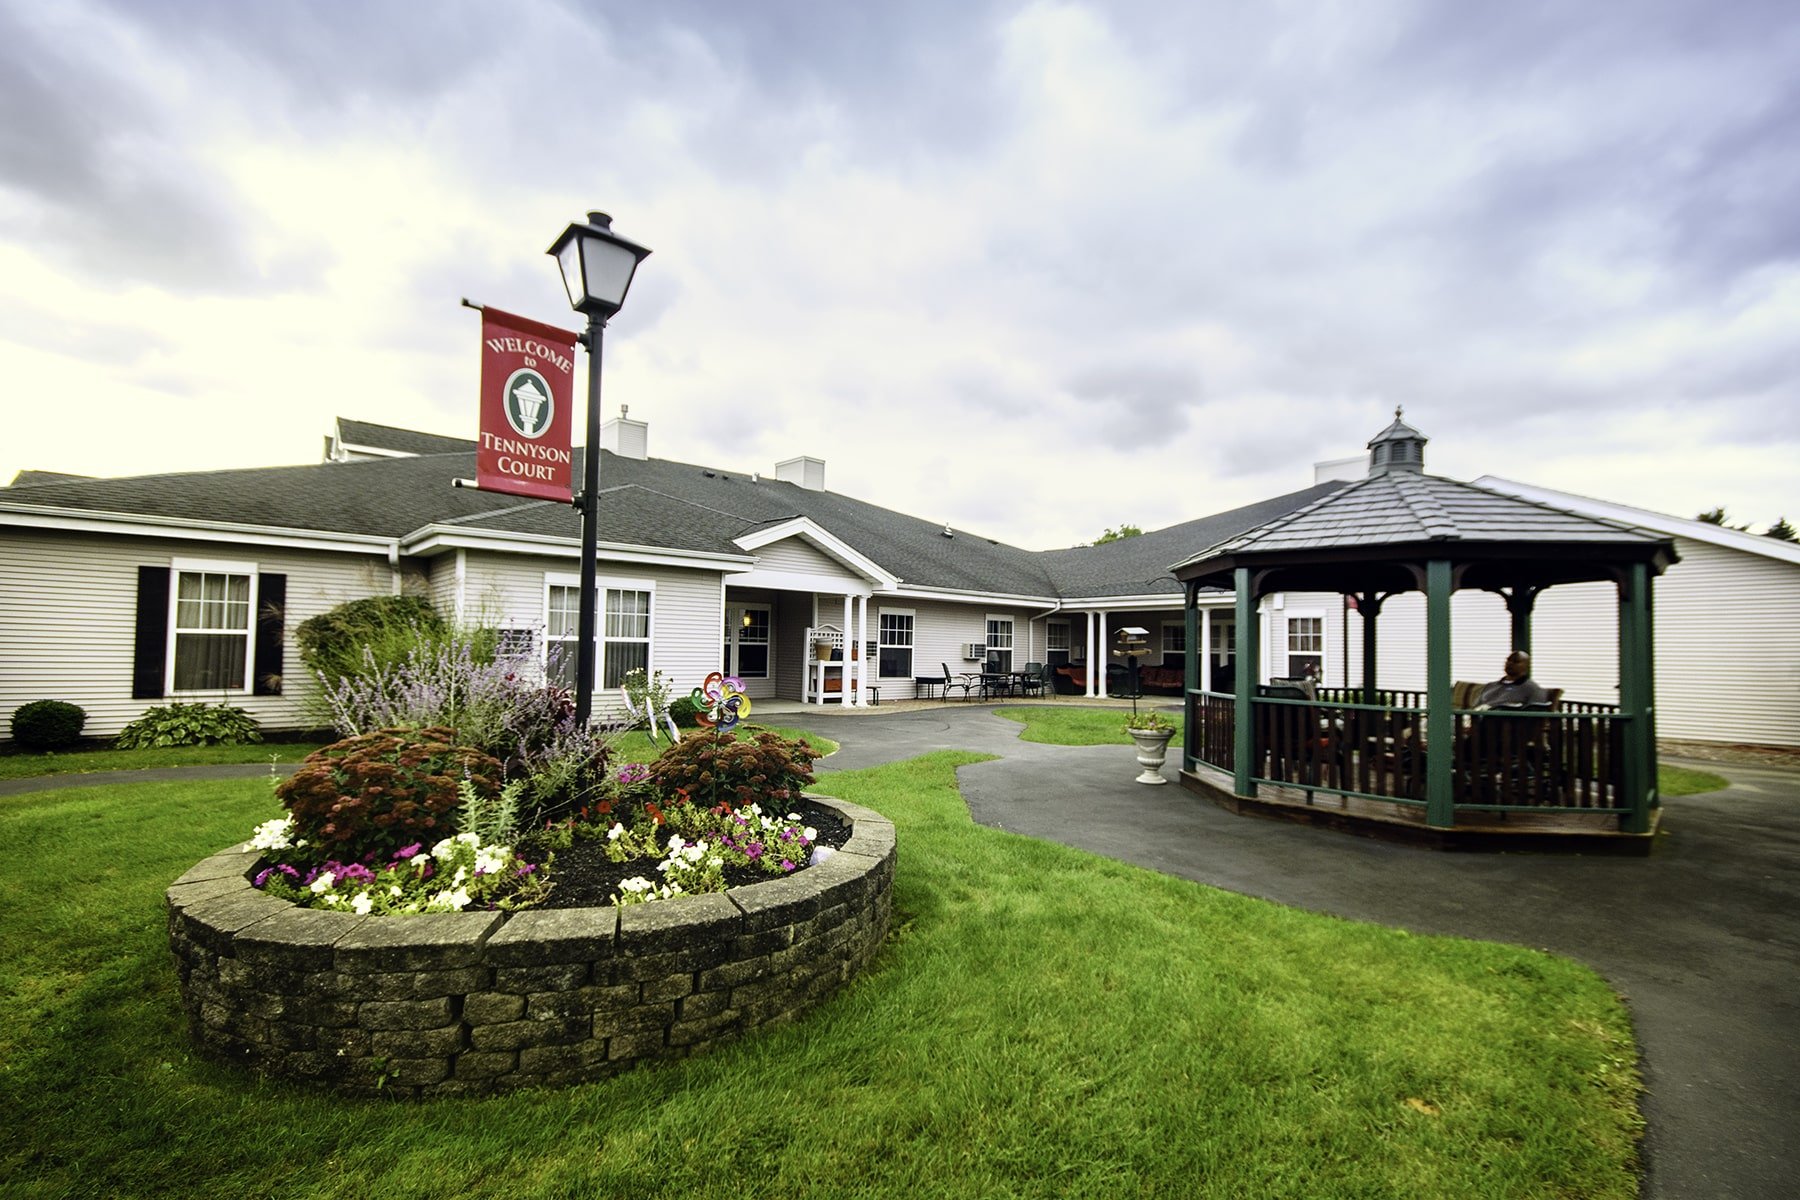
<box><xmin>335</xmin><ymin>911</ymin><xmax>502</xmax><ymax>972</ymax></box>
<box><xmin>486</xmin><ymin>907</ymin><xmax>618</xmax><ymax>964</ymax></box>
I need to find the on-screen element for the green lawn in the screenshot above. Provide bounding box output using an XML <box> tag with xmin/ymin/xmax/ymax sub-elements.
<box><xmin>0</xmin><ymin>740</ymin><xmax>332</xmax><ymax>781</ymax></box>
<box><xmin>996</xmin><ymin>704</ymin><xmax>1185</xmax><ymax>746</ymax></box>
<box><xmin>1</xmin><ymin>752</ymin><xmax>1640</xmax><ymax>1198</ymax></box>
<box><xmin>999</xmin><ymin>706</ymin><xmax>1730</xmax><ymax>797</ymax></box>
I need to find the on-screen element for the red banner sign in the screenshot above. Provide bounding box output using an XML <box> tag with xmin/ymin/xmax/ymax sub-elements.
<box><xmin>476</xmin><ymin>306</ymin><xmax>579</xmax><ymax>501</ymax></box>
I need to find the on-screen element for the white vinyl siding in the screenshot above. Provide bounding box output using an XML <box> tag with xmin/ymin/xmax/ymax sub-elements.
<box><xmin>0</xmin><ymin>528</ymin><xmax>397</xmax><ymax>738</ymax></box>
<box><xmin>460</xmin><ymin>551</ymin><xmax>723</xmax><ymax>718</ymax></box>
<box><xmin>752</xmin><ymin>538</ymin><xmax>844</xmax><ymax>576</ymax></box>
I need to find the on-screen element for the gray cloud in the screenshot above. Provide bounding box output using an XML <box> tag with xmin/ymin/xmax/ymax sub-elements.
<box><xmin>0</xmin><ymin>5</ymin><xmax>300</xmax><ymax>293</ymax></box>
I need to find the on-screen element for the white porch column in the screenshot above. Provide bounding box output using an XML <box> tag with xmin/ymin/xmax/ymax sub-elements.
<box><xmin>853</xmin><ymin>593</ymin><xmax>869</xmax><ymax>707</ymax></box>
<box><xmin>841</xmin><ymin>593</ymin><xmax>854</xmax><ymax>706</ymax></box>
<box><xmin>1084</xmin><ymin>613</ymin><xmax>1097</xmax><ymax>697</ymax></box>
<box><xmin>1098</xmin><ymin>609</ymin><xmax>1110</xmax><ymax>698</ymax></box>
<box><xmin>1200</xmin><ymin>605</ymin><xmax>1213</xmax><ymax>692</ymax></box>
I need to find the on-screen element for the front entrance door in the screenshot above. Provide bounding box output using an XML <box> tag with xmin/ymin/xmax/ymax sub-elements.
<box><xmin>724</xmin><ymin>605</ymin><xmax>772</xmax><ymax>695</ymax></box>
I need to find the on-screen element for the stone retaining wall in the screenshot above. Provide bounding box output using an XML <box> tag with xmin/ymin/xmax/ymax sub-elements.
<box><xmin>166</xmin><ymin>797</ymin><xmax>895</xmax><ymax>1097</ymax></box>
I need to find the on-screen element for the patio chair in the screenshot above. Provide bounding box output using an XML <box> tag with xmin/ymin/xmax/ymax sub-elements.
<box><xmin>940</xmin><ymin>663</ymin><xmax>978</xmax><ymax>701</ymax></box>
<box><xmin>1018</xmin><ymin>661</ymin><xmax>1047</xmax><ymax>698</ymax></box>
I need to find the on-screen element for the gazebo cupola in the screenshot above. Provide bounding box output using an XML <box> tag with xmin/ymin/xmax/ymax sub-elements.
<box><xmin>1367</xmin><ymin>406</ymin><xmax>1428</xmax><ymax>475</ymax></box>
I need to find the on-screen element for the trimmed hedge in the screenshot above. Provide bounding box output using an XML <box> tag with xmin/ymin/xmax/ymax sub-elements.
<box><xmin>9</xmin><ymin>700</ymin><xmax>87</xmax><ymax>750</ymax></box>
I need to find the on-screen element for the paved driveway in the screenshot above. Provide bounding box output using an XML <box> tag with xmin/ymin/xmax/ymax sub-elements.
<box><xmin>801</xmin><ymin>705</ymin><xmax>1800</xmax><ymax>1200</ymax></box>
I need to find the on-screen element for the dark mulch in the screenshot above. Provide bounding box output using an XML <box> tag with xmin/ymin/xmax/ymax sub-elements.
<box><xmin>520</xmin><ymin>799</ymin><xmax>853</xmax><ymax>910</ymax></box>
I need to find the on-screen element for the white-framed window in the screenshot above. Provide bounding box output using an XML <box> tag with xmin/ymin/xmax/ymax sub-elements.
<box><xmin>1047</xmin><ymin>619</ymin><xmax>1071</xmax><ymax>657</ymax></box>
<box><xmin>546</xmin><ymin>584</ymin><xmax>581</xmax><ymax>690</ymax></box>
<box><xmin>1209</xmin><ymin>611</ymin><xmax>1236</xmax><ymax>663</ymax></box>
<box><xmin>546</xmin><ymin>575</ymin><xmax>654</xmax><ymax>691</ymax></box>
<box><xmin>496</xmin><ymin>628</ymin><xmax>536</xmax><ymax>660</ymax></box>
<box><xmin>1161</xmin><ymin>621</ymin><xmax>1186</xmax><ymax>659</ymax></box>
<box><xmin>1286</xmin><ymin>614</ymin><xmax>1324</xmax><ymax>682</ymax></box>
<box><xmin>169</xmin><ymin>559</ymin><xmax>256</xmax><ymax>692</ymax></box>
<box><xmin>986</xmin><ymin>614</ymin><xmax>1015</xmax><ymax>672</ymax></box>
<box><xmin>603</xmin><ymin>589</ymin><xmax>652</xmax><ymax>689</ymax></box>
<box><xmin>877</xmin><ymin>609</ymin><xmax>914</xmax><ymax>678</ymax></box>
<box><xmin>725</xmin><ymin>605</ymin><xmax>770</xmax><ymax>678</ymax></box>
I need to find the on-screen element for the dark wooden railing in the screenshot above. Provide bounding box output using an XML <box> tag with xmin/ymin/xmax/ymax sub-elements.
<box><xmin>1186</xmin><ymin>689</ymin><xmax>1629</xmax><ymax>817</ymax></box>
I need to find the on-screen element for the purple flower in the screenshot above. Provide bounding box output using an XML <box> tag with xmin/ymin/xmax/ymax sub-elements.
<box><xmin>393</xmin><ymin>843</ymin><xmax>422</xmax><ymax>861</ymax></box>
<box><xmin>780</xmin><ymin>859</ymin><xmax>795</xmax><ymax>872</ymax></box>
<box><xmin>746</xmin><ymin>842</ymin><xmax>763</xmax><ymax>860</ymax></box>
<box><xmin>279</xmin><ymin>864</ymin><xmax>301</xmax><ymax>879</ymax></box>
<box><xmin>516</xmin><ymin>863</ymin><xmax>537</xmax><ymax>876</ymax></box>
<box><xmin>254</xmin><ymin>868</ymin><xmax>272</xmax><ymax>888</ymax></box>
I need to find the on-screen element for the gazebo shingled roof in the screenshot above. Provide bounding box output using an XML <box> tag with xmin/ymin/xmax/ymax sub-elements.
<box><xmin>1171</xmin><ymin>470</ymin><xmax>1678</xmax><ymax>596</ymax></box>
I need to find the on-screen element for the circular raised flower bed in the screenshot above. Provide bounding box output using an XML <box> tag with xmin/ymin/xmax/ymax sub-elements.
<box><xmin>166</xmin><ymin>796</ymin><xmax>894</xmax><ymax>1097</ymax></box>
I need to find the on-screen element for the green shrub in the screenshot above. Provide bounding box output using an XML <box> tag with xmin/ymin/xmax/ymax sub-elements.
<box><xmin>295</xmin><ymin>595</ymin><xmax>449</xmax><ymax>688</ymax></box>
<box><xmin>276</xmin><ymin>727</ymin><xmax>501</xmax><ymax>861</ymax></box>
<box><xmin>648</xmin><ymin>729</ymin><xmax>819</xmax><ymax>809</ymax></box>
<box><xmin>9</xmin><ymin>700</ymin><xmax>88</xmax><ymax>750</ymax></box>
<box><xmin>667</xmin><ymin>696</ymin><xmax>704</xmax><ymax>728</ymax></box>
<box><xmin>115</xmin><ymin>702</ymin><xmax>262</xmax><ymax>749</ymax></box>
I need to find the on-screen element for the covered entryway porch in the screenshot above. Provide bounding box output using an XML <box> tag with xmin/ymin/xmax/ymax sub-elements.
<box><xmin>724</xmin><ymin>518</ymin><xmax>897</xmax><ymax>707</ymax></box>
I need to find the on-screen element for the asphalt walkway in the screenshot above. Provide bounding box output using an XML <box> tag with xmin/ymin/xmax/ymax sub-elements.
<box><xmin>796</xmin><ymin>704</ymin><xmax>1799</xmax><ymax>1200</ymax></box>
<box><xmin>9</xmin><ymin>708</ymin><xmax>1795</xmax><ymax>1197</ymax></box>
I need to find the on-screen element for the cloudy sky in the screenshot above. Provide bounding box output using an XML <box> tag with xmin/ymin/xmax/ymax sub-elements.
<box><xmin>3</xmin><ymin>0</ymin><xmax>1796</xmax><ymax>548</ymax></box>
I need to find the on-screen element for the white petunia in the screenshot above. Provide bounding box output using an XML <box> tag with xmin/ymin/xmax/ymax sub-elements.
<box><xmin>247</xmin><ymin>816</ymin><xmax>296</xmax><ymax>853</ymax></box>
<box><xmin>803</xmin><ymin>827</ymin><xmax>817</xmax><ymax>842</ymax></box>
<box><xmin>607</xmin><ymin>823</ymin><xmax>626</xmax><ymax>842</ymax></box>
<box><xmin>309</xmin><ymin>871</ymin><xmax>335</xmax><ymax>894</ymax></box>
<box><xmin>351</xmin><ymin>894</ymin><xmax>373</xmax><ymax>915</ymax></box>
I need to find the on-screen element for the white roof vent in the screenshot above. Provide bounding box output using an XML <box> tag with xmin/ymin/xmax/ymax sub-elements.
<box><xmin>775</xmin><ymin>455</ymin><xmax>825</xmax><ymax>491</ymax></box>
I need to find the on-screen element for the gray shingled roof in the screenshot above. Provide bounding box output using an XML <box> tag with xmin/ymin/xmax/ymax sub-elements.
<box><xmin>335</xmin><ymin>418</ymin><xmax>477</xmax><ymax>457</ymax></box>
<box><xmin>0</xmin><ymin>446</ymin><xmax>1062</xmax><ymax>593</ymax></box>
<box><xmin>1040</xmin><ymin>482</ymin><xmax>1348</xmax><ymax>597</ymax></box>
<box><xmin>0</xmin><ymin>426</ymin><xmax>1398</xmax><ymax>598</ymax></box>
<box><xmin>6</xmin><ymin>469</ymin><xmax>94</xmax><ymax>487</ymax></box>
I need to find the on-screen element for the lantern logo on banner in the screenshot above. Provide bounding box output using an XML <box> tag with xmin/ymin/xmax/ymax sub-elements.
<box><xmin>476</xmin><ymin>306</ymin><xmax>579</xmax><ymax>502</ymax></box>
<box><xmin>504</xmin><ymin>370</ymin><xmax>554</xmax><ymax>438</ymax></box>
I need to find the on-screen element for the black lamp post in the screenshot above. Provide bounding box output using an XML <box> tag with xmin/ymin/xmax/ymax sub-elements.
<box><xmin>547</xmin><ymin>211</ymin><xmax>651</xmax><ymax>727</ymax></box>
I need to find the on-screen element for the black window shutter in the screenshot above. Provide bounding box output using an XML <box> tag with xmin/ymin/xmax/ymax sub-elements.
<box><xmin>133</xmin><ymin>566</ymin><xmax>170</xmax><ymax>699</ymax></box>
<box><xmin>253</xmin><ymin>573</ymin><xmax>287</xmax><ymax>695</ymax></box>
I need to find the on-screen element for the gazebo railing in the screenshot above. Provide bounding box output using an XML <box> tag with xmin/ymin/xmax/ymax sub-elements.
<box><xmin>1186</xmin><ymin>690</ymin><xmax>1631</xmax><ymax>819</ymax></box>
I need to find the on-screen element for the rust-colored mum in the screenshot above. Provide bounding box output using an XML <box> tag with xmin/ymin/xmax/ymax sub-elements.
<box><xmin>275</xmin><ymin>727</ymin><xmax>501</xmax><ymax>861</ymax></box>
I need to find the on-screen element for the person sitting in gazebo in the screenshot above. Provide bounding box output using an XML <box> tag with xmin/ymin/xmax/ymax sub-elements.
<box><xmin>1477</xmin><ymin>651</ymin><xmax>1551</xmax><ymax>709</ymax></box>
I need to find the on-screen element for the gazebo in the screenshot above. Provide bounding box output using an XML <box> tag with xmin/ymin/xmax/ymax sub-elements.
<box><xmin>1173</xmin><ymin>413</ymin><xmax>1678</xmax><ymax>849</ymax></box>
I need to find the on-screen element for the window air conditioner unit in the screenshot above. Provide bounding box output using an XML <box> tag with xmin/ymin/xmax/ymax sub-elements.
<box><xmin>963</xmin><ymin>643</ymin><xmax>988</xmax><ymax>661</ymax></box>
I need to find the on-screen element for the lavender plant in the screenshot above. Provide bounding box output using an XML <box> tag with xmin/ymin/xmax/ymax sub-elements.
<box><xmin>321</xmin><ymin>638</ymin><xmax>573</xmax><ymax>762</ymax></box>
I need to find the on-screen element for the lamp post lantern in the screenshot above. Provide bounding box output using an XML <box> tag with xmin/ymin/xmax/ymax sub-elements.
<box><xmin>547</xmin><ymin>211</ymin><xmax>651</xmax><ymax>727</ymax></box>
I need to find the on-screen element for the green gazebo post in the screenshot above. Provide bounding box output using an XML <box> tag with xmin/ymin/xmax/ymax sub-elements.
<box><xmin>1424</xmin><ymin>559</ymin><xmax>1455</xmax><ymax>828</ymax></box>
<box><xmin>1232</xmin><ymin>568</ymin><xmax>1258</xmax><ymax>799</ymax></box>
<box><xmin>1618</xmin><ymin>561</ymin><xmax>1657</xmax><ymax>833</ymax></box>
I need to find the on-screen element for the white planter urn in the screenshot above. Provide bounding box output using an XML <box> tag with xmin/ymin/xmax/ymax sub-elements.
<box><xmin>1126</xmin><ymin>727</ymin><xmax>1176</xmax><ymax>785</ymax></box>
